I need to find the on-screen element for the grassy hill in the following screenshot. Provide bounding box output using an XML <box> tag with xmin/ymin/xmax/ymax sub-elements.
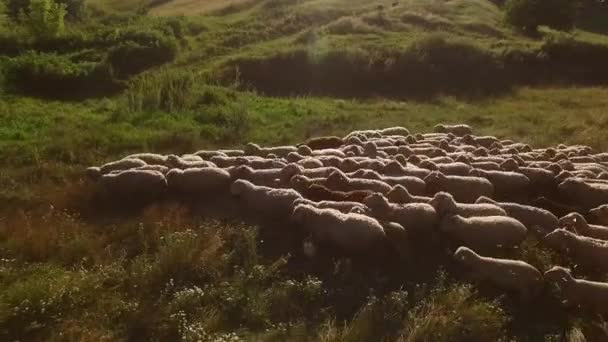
<box><xmin>2</xmin><ymin>0</ymin><xmax>608</xmax><ymax>340</ymax></box>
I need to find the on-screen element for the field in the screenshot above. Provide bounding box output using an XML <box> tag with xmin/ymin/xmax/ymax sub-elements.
<box><xmin>2</xmin><ymin>0</ymin><xmax>608</xmax><ymax>340</ymax></box>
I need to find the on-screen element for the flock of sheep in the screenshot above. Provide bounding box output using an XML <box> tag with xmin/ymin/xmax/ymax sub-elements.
<box><xmin>88</xmin><ymin>124</ymin><xmax>608</xmax><ymax>315</ymax></box>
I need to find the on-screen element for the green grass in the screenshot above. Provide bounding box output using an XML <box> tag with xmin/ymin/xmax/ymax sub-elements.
<box><xmin>3</xmin><ymin>0</ymin><xmax>608</xmax><ymax>340</ymax></box>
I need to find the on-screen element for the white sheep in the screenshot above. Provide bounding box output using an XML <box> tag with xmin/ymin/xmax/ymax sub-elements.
<box><xmin>193</xmin><ymin>150</ymin><xmax>228</xmax><ymax>159</ymax></box>
<box><xmin>133</xmin><ymin>165</ymin><xmax>170</xmax><ymax>174</ymax></box>
<box><xmin>122</xmin><ymin>153</ymin><xmax>168</xmax><ymax>165</ymax></box>
<box><xmin>387</xmin><ymin>185</ymin><xmax>431</xmax><ymax>204</ymax></box>
<box><xmin>475</xmin><ymin>196</ymin><xmax>558</xmax><ymax>234</ymax></box>
<box><xmin>434</xmin><ymin>124</ymin><xmax>473</xmax><ymax>137</ymax></box>
<box><xmin>558</xmin><ymin>178</ymin><xmax>608</xmax><ymax>210</ymax></box>
<box><xmin>348</xmin><ymin>169</ymin><xmax>427</xmax><ymax>196</ymax></box>
<box><xmin>244</xmin><ymin>143</ymin><xmax>297</xmax><ymax>158</ymax></box>
<box><xmin>167</xmin><ymin>155</ymin><xmax>217</xmax><ymax>169</ymax></box>
<box><xmin>379</xmin><ymin>126</ymin><xmax>410</xmax><ymax>136</ymax></box>
<box><xmin>544</xmin><ymin>229</ymin><xmax>608</xmax><ymax>270</ymax></box>
<box><xmin>419</xmin><ymin>160</ymin><xmax>472</xmax><ymax>176</ymax></box>
<box><xmin>326</xmin><ymin>170</ymin><xmax>392</xmax><ymax>194</ymax></box>
<box><xmin>559</xmin><ymin>212</ymin><xmax>608</xmax><ymax>240</ymax></box>
<box><xmin>440</xmin><ymin>215</ymin><xmax>527</xmax><ymax>250</ymax></box>
<box><xmin>297</xmin><ymin>145</ymin><xmax>346</xmax><ymax>158</ymax></box>
<box><xmin>292</xmin><ymin>204</ymin><xmax>386</xmax><ymax>254</ymax></box>
<box><xmin>166</xmin><ymin>167</ymin><xmax>232</xmax><ymax>194</ymax></box>
<box><xmin>429</xmin><ymin>192</ymin><xmax>507</xmax><ymax>219</ymax></box>
<box><xmin>100</xmin><ymin>169</ymin><xmax>167</xmax><ymax>198</ymax></box>
<box><xmin>230</xmin><ymin>165</ymin><xmax>282</xmax><ymax>187</ymax></box>
<box><xmin>544</xmin><ymin>266</ymin><xmax>608</xmax><ymax>315</ymax></box>
<box><xmin>424</xmin><ymin>171</ymin><xmax>494</xmax><ymax>203</ymax></box>
<box><xmin>469</xmin><ymin>169</ymin><xmax>531</xmax><ymax>198</ymax></box>
<box><xmin>231</xmin><ymin>179</ymin><xmax>302</xmax><ymax>217</ymax></box>
<box><xmin>454</xmin><ymin>247</ymin><xmax>543</xmax><ymax>300</ymax></box>
<box><xmin>383</xmin><ymin>161</ymin><xmax>431</xmax><ymax>179</ymax></box>
<box><xmin>363</xmin><ymin>193</ymin><xmax>438</xmax><ymax>236</ymax></box>
<box><xmin>218</xmin><ymin>149</ymin><xmax>244</xmax><ymax>157</ymax></box>
<box><xmin>99</xmin><ymin>158</ymin><xmax>147</xmax><ymax>175</ymax></box>
<box><xmin>589</xmin><ymin>204</ymin><xmax>608</xmax><ymax>226</ymax></box>
<box><xmin>293</xmin><ymin>198</ymin><xmax>368</xmax><ymax>214</ymax></box>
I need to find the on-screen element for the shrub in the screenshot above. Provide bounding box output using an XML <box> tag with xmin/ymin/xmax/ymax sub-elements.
<box><xmin>504</xmin><ymin>0</ymin><xmax>577</xmax><ymax>32</ymax></box>
<box><xmin>23</xmin><ymin>0</ymin><xmax>67</xmax><ymax>40</ymax></box>
<box><xmin>126</xmin><ymin>69</ymin><xmax>195</xmax><ymax>113</ymax></box>
<box><xmin>4</xmin><ymin>52</ymin><xmax>122</xmax><ymax>98</ymax></box>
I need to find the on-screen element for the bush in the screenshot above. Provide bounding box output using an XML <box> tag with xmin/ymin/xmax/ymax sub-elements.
<box><xmin>504</xmin><ymin>0</ymin><xmax>577</xmax><ymax>32</ymax></box>
<box><xmin>23</xmin><ymin>0</ymin><xmax>67</xmax><ymax>40</ymax></box>
<box><xmin>126</xmin><ymin>69</ymin><xmax>196</xmax><ymax>113</ymax></box>
<box><xmin>4</xmin><ymin>52</ymin><xmax>122</xmax><ymax>98</ymax></box>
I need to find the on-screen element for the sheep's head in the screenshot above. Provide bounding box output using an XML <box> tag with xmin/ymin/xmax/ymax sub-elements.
<box><xmin>230</xmin><ymin>179</ymin><xmax>252</xmax><ymax>196</ymax></box>
<box><xmin>394</xmin><ymin>154</ymin><xmax>408</xmax><ymax>166</ymax></box>
<box><xmin>558</xmin><ymin>177</ymin><xmax>586</xmax><ymax>193</ymax></box>
<box><xmin>468</xmin><ymin>169</ymin><xmax>484</xmax><ymax>178</ymax></box>
<box><xmin>434</xmin><ymin>124</ymin><xmax>447</xmax><ymax>133</ymax></box>
<box><xmin>340</xmin><ymin>159</ymin><xmax>359</xmax><ymax>172</ymax></box>
<box><xmin>558</xmin><ymin>212</ymin><xmax>587</xmax><ymax>233</ymax></box>
<box><xmin>455</xmin><ymin>155</ymin><xmax>471</xmax><ymax>165</ymax></box>
<box><xmin>512</xmin><ymin>155</ymin><xmax>526</xmax><ymax>166</ymax></box>
<box><xmin>489</xmin><ymin>147</ymin><xmax>500</xmax><ymax>155</ymax></box>
<box><xmin>543</xmin><ymin>229</ymin><xmax>572</xmax><ymax>250</ymax></box>
<box><xmin>429</xmin><ymin>192</ymin><xmax>458</xmax><ymax>217</ymax></box>
<box><xmin>405</xmin><ymin>135</ymin><xmax>417</xmax><ymax>144</ymax></box>
<box><xmin>397</xmin><ymin>146</ymin><xmax>414</xmax><ymax>158</ymax></box>
<box><xmin>327</xmin><ymin>170</ymin><xmax>349</xmax><ymax>186</ymax></box>
<box><xmin>544</xmin><ymin>266</ymin><xmax>573</xmax><ymax>286</ymax></box>
<box><xmin>453</xmin><ymin>246</ymin><xmax>479</xmax><ymax>265</ymax></box>
<box><xmin>297</xmin><ymin>145</ymin><xmax>314</xmax><ymax>156</ymax></box>
<box><xmin>281</xmin><ymin>164</ymin><xmax>304</xmax><ymax>181</ymax></box>
<box><xmin>244</xmin><ymin>143</ymin><xmax>261</xmax><ymax>155</ymax></box>
<box><xmin>407</xmin><ymin>155</ymin><xmax>422</xmax><ymax>165</ymax></box>
<box><xmin>461</xmin><ymin>134</ymin><xmax>475</xmax><ymax>145</ymax></box>
<box><xmin>424</xmin><ymin>171</ymin><xmax>446</xmax><ymax>185</ymax></box>
<box><xmin>387</xmin><ymin>185</ymin><xmax>412</xmax><ymax>204</ymax></box>
<box><xmin>553</xmin><ymin>153</ymin><xmax>569</xmax><ymax>163</ymax></box>
<box><xmin>86</xmin><ymin>166</ymin><xmax>102</xmax><ymax>180</ymax></box>
<box><xmin>290</xmin><ymin>175</ymin><xmax>312</xmax><ymax>192</ymax></box>
<box><xmin>414</xmin><ymin>133</ymin><xmax>424</xmax><ymax>140</ymax></box>
<box><xmin>501</xmin><ymin>159</ymin><xmax>519</xmax><ymax>172</ymax></box>
<box><xmin>589</xmin><ymin>204</ymin><xmax>608</xmax><ymax>225</ymax></box>
<box><xmin>419</xmin><ymin>160</ymin><xmax>438</xmax><ymax>171</ymax></box>
<box><xmin>346</xmin><ymin>135</ymin><xmax>364</xmax><ymax>146</ymax></box>
<box><xmin>384</xmin><ymin>161</ymin><xmax>405</xmax><ymax>175</ymax></box>
<box><xmin>473</xmin><ymin>147</ymin><xmax>488</xmax><ymax>157</ymax></box>
<box><xmin>363</xmin><ymin>193</ymin><xmax>390</xmax><ymax>213</ymax></box>
<box><xmin>166</xmin><ymin>155</ymin><xmax>182</xmax><ymax>167</ymax></box>
<box><xmin>353</xmin><ymin>169</ymin><xmax>381</xmax><ymax>180</ymax></box>
<box><xmin>546</xmin><ymin>163</ymin><xmax>562</xmax><ymax>175</ymax></box>
<box><xmin>438</xmin><ymin>140</ymin><xmax>452</xmax><ymax>152</ymax></box>
<box><xmin>232</xmin><ymin>165</ymin><xmax>254</xmax><ymax>179</ymax></box>
<box><xmin>490</xmin><ymin>142</ymin><xmax>503</xmax><ymax>150</ymax></box>
<box><xmin>363</xmin><ymin>141</ymin><xmax>378</xmax><ymax>155</ymax></box>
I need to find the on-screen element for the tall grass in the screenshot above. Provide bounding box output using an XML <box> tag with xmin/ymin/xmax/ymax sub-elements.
<box><xmin>126</xmin><ymin>69</ymin><xmax>196</xmax><ymax>113</ymax></box>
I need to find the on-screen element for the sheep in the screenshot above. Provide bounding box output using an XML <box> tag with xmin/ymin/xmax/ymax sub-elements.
<box><xmin>454</xmin><ymin>247</ymin><xmax>543</xmax><ymax>300</ymax></box>
<box><xmin>429</xmin><ymin>192</ymin><xmax>507</xmax><ymax>219</ymax></box>
<box><xmin>476</xmin><ymin>196</ymin><xmax>558</xmax><ymax>234</ymax></box>
<box><xmin>167</xmin><ymin>167</ymin><xmax>232</xmax><ymax>194</ymax></box>
<box><xmin>531</xmin><ymin>196</ymin><xmax>586</xmax><ymax>219</ymax></box>
<box><xmin>326</xmin><ymin>170</ymin><xmax>392</xmax><ymax>194</ymax></box>
<box><xmin>99</xmin><ymin>158</ymin><xmax>147</xmax><ymax>175</ymax></box>
<box><xmin>230</xmin><ymin>165</ymin><xmax>282</xmax><ymax>187</ymax></box>
<box><xmin>589</xmin><ymin>204</ymin><xmax>608</xmax><ymax>226</ymax></box>
<box><xmin>341</xmin><ymin>144</ymin><xmax>365</xmax><ymax>156</ymax></box>
<box><xmin>244</xmin><ymin>143</ymin><xmax>297</xmax><ymax>158</ymax></box>
<box><xmin>558</xmin><ymin>178</ymin><xmax>608</xmax><ymax>210</ymax></box>
<box><xmin>286</xmin><ymin>152</ymin><xmax>305</xmax><ymax>163</ymax></box>
<box><xmin>240</xmin><ymin>157</ymin><xmax>287</xmax><ymax>170</ymax></box>
<box><xmin>471</xmin><ymin>161</ymin><xmax>502</xmax><ymax>171</ymax></box>
<box><xmin>439</xmin><ymin>215</ymin><xmax>527</xmax><ymax>250</ymax></box>
<box><xmin>434</xmin><ymin>124</ymin><xmax>473</xmax><ymax>137</ymax></box>
<box><xmin>297</xmin><ymin>183</ymin><xmax>373</xmax><ymax>203</ymax></box>
<box><xmin>424</xmin><ymin>171</ymin><xmax>494</xmax><ymax>203</ymax></box>
<box><xmin>193</xmin><ymin>150</ymin><xmax>228</xmax><ymax>159</ymax></box>
<box><xmin>339</xmin><ymin>158</ymin><xmax>385</xmax><ymax>173</ymax></box>
<box><xmin>300</xmin><ymin>136</ymin><xmax>344</xmax><ymax>150</ymax></box>
<box><xmin>419</xmin><ymin>160</ymin><xmax>472</xmax><ymax>176</ymax></box>
<box><xmin>383</xmin><ymin>161</ymin><xmax>431</xmax><ymax>179</ymax></box>
<box><xmin>293</xmin><ymin>198</ymin><xmax>368</xmax><ymax>214</ymax></box>
<box><xmin>559</xmin><ymin>212</ymin><xmax>608</xmax><ymax>240</ymax></box>
<box><xmin>100</xmin><ymin>169</ymin><xmax>167</xmax><ymax>198</ymax></box>
<box><xmin>122</xmin><ymin>153</ymin><xmax>168</xmax><ymax>165</ymax></box>
<box><xmin>133</xmin><ymin>165</ymin><xmax>170</xmax><ymax>174</ymax></box>
<box><xmin>231</xmin><ymin>179</ymin><xmax>302</xmax><ymax>217</ymax></box>
<box><xmin>281</xmin><ymin>165</ymin><xmax>340</xmax><ymax>184</ymax></box>
<box><xmin>387</xmin><ymin>185</ymin><xmax>432</xmax><ymax>204</ymax></box>
<box><xmin>544</xmin><ymin>266</ymin><xmax>608</xmax><ymax>315</ymax></box>
<box><xmin>363</xmin><ymin>193</ymin><xmax>438</xmax><ymax>236</ymax></box>
<box><xmin>167</xmin><ymin>155</ymin><xmax>217</xmax><ymax>169</ymax></box>
<box><xmin>298</xmin><ymin>145</ymin><xmax>346</xmax><ymax>158</ymax></box>
<box><xmin>218</xmin><ymin>149</ymin><xmax>244</xmax><ymax>157</ymax></box>
<box><xmin>544</xmin><ymin>229</ymin><xmax>608</xmax><ymax>270</ymax></box>
<box><xmin>348</xmin><ymin>169</ymin><xmax>427</xmax><ymax>196</ymax></box>
<box><xmin>461</xmin><ymin>135</ymin><xmax>499</xmax><ymax>148</ymax></box>
<box><xmin>379</xmin><ymin>126</ymin><xmax>410</xmax><ymax>136</ymax></box>
<box><xmin>317</xmin><ymin>156</ymin><xmax>344</xmax><ymax>168</ymax></box>
<box><xmin>297</xmin><ymin>158</ymin><xmax>324</xmax><ymax>169</ymax></box>
<box><xmin>292</xmin><ymin>204</ymin><xmax>386</xmax><ymax>254</ymax></box>
<box><xmin>210</xmin><ymin>156</ymin><xmax>244</xmax><ymax>168</ymax></box>
<box><xmin>469</xmin><ymin>169</ymin><xmax>530</xmax><ymax>199</ymax></box>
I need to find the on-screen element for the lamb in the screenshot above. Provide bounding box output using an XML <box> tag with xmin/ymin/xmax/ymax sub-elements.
<box><xmin>100</xmin><ymin>169</ymin><xmax>167</xmax><ymax>198</ymax></box>
<box><xmin>240</xmin><ymin>157</ymin><xmax>287</xmax><ymax>170</ymax></box>
<box><xmin>379</xmin><ymin>126</ymin><xmax>410</xmax><ymax>136</ymax></box>
<box><xmin>589</xmin><ymin>204</ymin><xmax>608</xmax><ymax>226</ymax></box>
<box><xmin>469</xmin><ymin>169</ymin><xmax>530</xmax><ymax>198</ymax></box>
<box><xmin>99</xmin><ymin>158</ymin><xmax>147</xmax><ymax>175</ymax></box>
<box><xmin>297</xmin><ymin>183</ymin><xmax>373</xmax><ymax>203</ymax></box>
<box><xmin>300</xmin><ymin>136</ymin><xmax>344</xmax><ymax>150</ymax></box>
<box><xmin>167</xmin><ymin>155</ymin><xmax>217</xmax><ymax>169</ymax></box>
<box><xmin>231</xmin><ymin>179</ymin><xmax>302</xmax><ymax>217</ymax></box>
<box><xmin>476</xmin><ymin>196</ymin><xmax>558</xmax><ymax>234</ymax></box>
<box><xmin>559</xmin><ymin>212</ymin><xmax>608</xmax><ymax>240</ymax></box>
<box><xmin>544</xmin><ymin>266</ymin><xmax>608</xmax><ymax>315</ymax></box>
<box><xmin>230</xmin><ymin>165</ymin><xmax>282</xmax><ymax>187</ymax></box>
<box><xmin>558</xmin><ymin>177</ymin><xmax>608</xmax><ymax>210</ymax></box>
<box><xmin>349</xmin><ymin>170</ymin><xmax>427</xmax><ymax>196</ymax></box>
<box><xmin>133</xmin><ymin>165</ymin><xmax>170</xmax><ymax>174</ymax></box>
<box><xmin>471</xmin><ymin>161</ymin><xmax>502</xmax><ymax>171</ymax></box>
<box><xmin>122</xmin><ymin>153</ymin><xmax>168</xmax><ymax>165</ymax></box>
<box><xmin>387</xmin><ymin>185</ymin><xmax>432</xmax><ymax>204</ymax></box>
<box><xmin>293</xmin><ymin>198</ymin><xmax>368</xmax><ymax>214</ymax></box>
<box><xmin>210</xmin><ymin>156</ymin><xmax>244</xmax><ymax>168</ymax></box>
<box><xmin>280</xmin><ymin>164</ymin><xmax>340</xmax><ymax>184</ymax></box>
<box><xmin>434</xmin><ymin>124</ymin><xmax>473</xmax><ymax>137</ymax></box>
<box><xmin>167</xmin><ymin>167</ymin><xmax>232</xmax><ymax>194</ymax></box>
<box><xmin>544</xmin><ymin>229</ymin><xmax>608</xmax><ymax>270</ymax></box>
<box><xmin>193</xmin><ymin>150</ymin><xmax>228</xmax><ymax>159</ymax></box>
<box><xmin>326</xmin><ymin>170</ymin><xmax>392</xmax><ymax>194</ymax></box>
<box><xmin>339</xmin><ymin>158</ymin><xmax>385</xmax><ymax>172</ymax></box>
<box><xmin>317</xmin><ymin>156</ymin><xmax>344</xmax><ymax>168</ymax></box>
<box><xmin>439</xmin><ymin>215</ymin><xmax>527</xmax><ymax>250</ymax></box>
<box><xmin>383</xmin><ymin>161</ymin><xmax>431</xmax><ymax>179</ymax></box>
<box><xmin>531</xmin><ymin>196</ymin><xmax>586</xmax><ymax>219</ymax></box>
<box><xmin>424</xmin><ymin>171</ymin><xmax>494</xmax><ymax>203</ymax></box>
<box><xmin>460</xmin><ymin>135</ymin><xmax>499</xmax><ymax>148</ymax></box>
<box><xmin>419</xmin><ymin>160</ymin><xmax>472</xmax><ymax>176</ymax></box>
<box><xmin>244</xmin><ymin>143</ymin><xmax>297</xmax><ymax>158</ymax></box>
<box><xmin>297</xmin><ymin>158</ymin><xmax>324</xmax><ymax>169</ymax></box>
<box><xmin>292</xmin><ymin>204</ymin><xmax>387</xmax><ymax>255</ymax></box>
<box><xmin>218</xmin><ymin>149</ymin><xmax>244</xmax><ymax>157</ymax></box>
<box><xmin>363</xmin><ymin>193</ymin><xmax>438</xmax><ymax>236</ymax></box>
<box><xmin>454</xmin><ymin>247</ymin><xmax>543</xmax><ymax>300</ymax></box>
<box><xmin>429</xmin><ymin>192</ymin><xmax>507</xmax><ymax>219</ymax></box>
<box><xmin>297</xmin><ymin>145</ymin><xmax>346</xmax><ymax>158</ymax></box>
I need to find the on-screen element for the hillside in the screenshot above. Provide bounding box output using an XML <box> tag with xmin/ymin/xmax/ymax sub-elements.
<box><xmin>2</xmin><ymin>0</ymin><xmax>608</xmax><ymax>340</ymax></box>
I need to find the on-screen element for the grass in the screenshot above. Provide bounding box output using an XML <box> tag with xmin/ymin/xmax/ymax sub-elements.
<box><xmin>2</xmin><ymin>0</ymin><xmax>608</xmax><ymax>340</ymax></box>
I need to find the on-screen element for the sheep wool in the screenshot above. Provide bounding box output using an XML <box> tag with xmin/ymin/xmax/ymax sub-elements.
<box><xmin>440</xmin><ymin>215</ymin><xmax>527</xmax><ymax>250</ymax></box>
<box><xmin>544</xmin><ymin>266</ymin><xmax>608</xmax><ymax>315</ymax></box>
<box><xmin>99</xmin><ymin>158</ymin><xmax>147</xmax><ymax>175</ymax></box>
<box><xmin>424</xmin><ymin>171</ymin><xmax>494</xmax><ymax>203</ymax></box>
<box><xmin>363</xmin><ymin>193</ymin><xmax>438</xmax><ymax>236</ymax></box>
<box><xmin>231</xmin><ymin>179</ymin><xmax>302</xmax><ymax>217</ymax></box>
<box><xmin>434</xmin><ymin>124</ymin><xmax>473</xmax><ymax>137</ymax></box>
<box><xmin>429</xmin><ymin>192</ymin><xmax>507</xmax><ymax>219</ymax></box>
<box><xmin>167</xmin><ymin>167</ymin><xmax>232</xmax><ymax>194</ymax></box>
<box><xmin>454</xmin><ymin>247</ymin><xmax>543</xmax><ymax>299</ymax></box>
<box><xmin>544</xmin><ymin>229</ymin><xmax>608</xmax><ymax>270</ymax></box>
<box><xmin>100</xmin><ymin>169</ymin><xmax>167</xmax><ymax>198</ymax></box>
<box><xmin>589</xmin><ymin>204</ymin><xmax>608</xmax><ymax>226</ymax></box>
<box><xmin>326</xmin><ymin>170</ymin><xmax>392</xmax><ymax>194</ymax></box>
<box><xmin>558</xmin><ymin>178</ymin><xmax>608</xmax><ymax>210</ymax></box>
<box><xmin>476</xmin><ymin>196</ymin><xmax>559</xmax><ymax>234</ymax></box>
<box><xmin>559</xmin><ymin>212</ymin><xmax>608</xmax><ymax>240</ymax></box>
<box><xmin>387</xmin><ymin>185</ymin><xmax>431</xmax><ymax>204</ymax></box>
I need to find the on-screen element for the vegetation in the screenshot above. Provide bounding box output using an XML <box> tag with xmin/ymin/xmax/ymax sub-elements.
<box><xmin>2</xmin><ymin>0</ymin><xmax>608</xmax><ymax>340</ymax></box>
<box><xmin>504</xmin><ymin>0</ymin><xmax>578</xmax><ymax>33</ymax></box>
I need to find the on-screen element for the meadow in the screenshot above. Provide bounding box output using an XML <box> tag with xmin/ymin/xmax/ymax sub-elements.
<box><xmin>2</xmin><ymin>0</ymin><xmax>608</xmax><ymax>340</ymax></box>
